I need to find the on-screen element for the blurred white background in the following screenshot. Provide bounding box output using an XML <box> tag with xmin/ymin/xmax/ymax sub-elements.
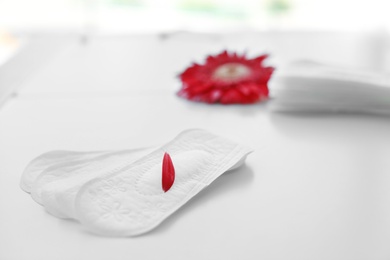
<box><xmin>1</xmin><ymin>0</ymin><xmax>390</xmax><ymax>66</ymax></box>
<box><xmin>0</xmin><ymin>0</ymin><xmax>390</xmax><ymax>33</ymax></box>
<box><xmin>1</xmin><ymin>0</ymin><xmax>390</xmax><ymax>95</ymax></box>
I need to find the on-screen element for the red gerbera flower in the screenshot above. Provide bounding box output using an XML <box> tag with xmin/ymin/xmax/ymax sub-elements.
<box><xmin>177</xmin><ymin>50</ymin><xmax>274</xmax><ymax>104</ymax></box>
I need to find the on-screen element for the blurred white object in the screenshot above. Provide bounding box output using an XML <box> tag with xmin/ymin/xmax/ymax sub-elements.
<box><xmin>270</xmin><ymin>60</ymin><xmax>390</xmax><ymax>115</ymax></box>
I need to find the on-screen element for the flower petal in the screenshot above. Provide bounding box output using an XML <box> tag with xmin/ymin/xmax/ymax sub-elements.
<box><xmin>220</xmin><ymin>88</ymin><xmax>246</xmax><ymax>104</ymax></box>
<box><xmin>162</xmin><ymin>152</ymin><xmax>175</xmax><ymax>192</ymax></box>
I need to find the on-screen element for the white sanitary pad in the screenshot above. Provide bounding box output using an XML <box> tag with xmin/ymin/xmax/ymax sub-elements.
<box><xmin>20</xmin><ymin>150</ymin><xmax>108</xmax><ymax>193</ymax></box>
<box><xmin>32</xmin><ymin>148</ymin><xmax>154</xmax><ymax>219</ymax></box>
<box><xmin>270</xmin><ymin>61</ymin><xmax>390</xmax><ymax>115</ymax></box>
<box><xmin>21</xmin><ymin>129</ymin><xmax>252</xmax><ymax>236</ymax></box>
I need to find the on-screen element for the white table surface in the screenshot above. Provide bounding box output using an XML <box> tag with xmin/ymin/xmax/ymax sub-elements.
<box><xmin>1</xmin><ymin>32</ymin><xmax>390</xmax><ymax>260</ymax></box>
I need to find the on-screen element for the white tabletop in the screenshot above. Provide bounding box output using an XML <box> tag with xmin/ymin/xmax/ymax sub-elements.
<box><xmin>1</xmin><ymin>32</ymin><xmax>390</xmax><ymax>260</ymax></box>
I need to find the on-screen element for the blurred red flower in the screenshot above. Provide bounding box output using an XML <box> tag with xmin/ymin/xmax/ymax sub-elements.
<box><xmin>177</xmin><ymin>51</ymin><xmax>274</xmax><ymax>104</ymax></box>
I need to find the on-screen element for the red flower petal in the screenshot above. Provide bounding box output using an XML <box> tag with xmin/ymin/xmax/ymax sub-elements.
<box><xmin>162</xmin><ymin>152</ymin><xmax>175</xmax><ymax>192</ymax></box>
<box><xmin>220</xmin><ymin>88</ymin><xmax>246</xmax><ymax>104</ymax></box>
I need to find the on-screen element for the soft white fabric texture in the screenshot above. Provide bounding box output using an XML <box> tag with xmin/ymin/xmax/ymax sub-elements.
<box><xmin>21</xmin><ymin>129</ymin><xmax>252</xmax><ymax>236</ymax></box>
<box><xmin>75</xmin><ymin>129</ymin><xmax>252</xmax><ymax>237</ymax></box>
<box><xmin>20</xmin><ymin>150</ymin><xmax>108</xmax><ymax>193</ymax></box>
<box><xmin>270</xmin><ymin>61</ymin><xmax>390</xmax><ymax>114</ymax></box>
<box><xmin>28</xmin><ymin>148</ymin><xmax>155</xmax><ymax>218</ymax></box>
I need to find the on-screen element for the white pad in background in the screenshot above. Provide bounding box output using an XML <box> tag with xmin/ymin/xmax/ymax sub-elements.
<box><xmin>31</xmin><ymin>148</ymin><xmax>155</xmax><ymax>219</ymax></box>
<box><xmin>269</xmin><ymin>61</ymin><xmax>390</xmax><ymax>115</ymax></box>
<box><xmin>75</xmin><ymin>129</ymin><xmax>252</xmax><ymax>237</ymax></box>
